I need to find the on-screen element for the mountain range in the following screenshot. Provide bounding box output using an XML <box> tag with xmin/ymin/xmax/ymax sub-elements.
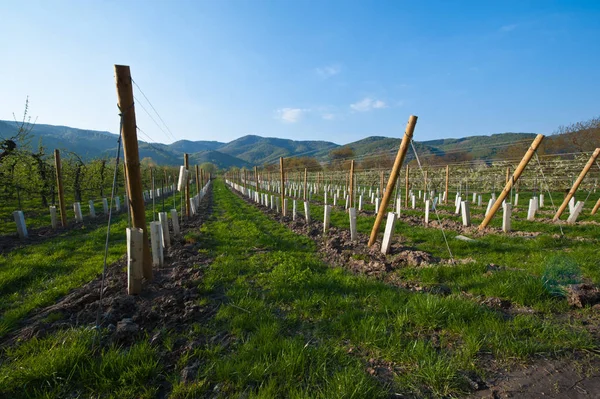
<box><xmin>0</xmin><ymin>119</ymin><xmax>543</xmax><ymax>169</ymax></box>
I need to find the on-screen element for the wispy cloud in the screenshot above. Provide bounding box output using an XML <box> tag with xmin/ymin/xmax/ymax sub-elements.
<box><xmin>350</xmin><ymin>97</ymin><xmax>387</xmax><ymax>112</ymax></box>
<box><xmin>315</xmin><ymin>64</ymin><xmax>341</xmax><ymax>79</ymax></box>
<box><xmin>322</xmin><ymin>113</ymin><xmax>335</xmax><ymax>120</ymax></box>
<box><xmin>499</xmin><ymin>24</ymin><xmax>517</xmax><ymax>32</ymax></box>
<box><xmin>276</xmin><ymin>108</ymin><xmax>307</xmax><ymax>123</ymax></box>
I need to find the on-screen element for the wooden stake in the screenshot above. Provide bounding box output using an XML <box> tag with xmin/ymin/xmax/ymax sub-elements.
<box><xmin>445</xmin><ymin>165</ymin><xmax>449</xmax><ymax>205</ymax></box>
<box><xmin>505</xmin><ymin>166</ymin><xmax>510</xmax><ymax>185</ymax></box>
<box><xmin>195</xmin><ymin>165</ymin><xmax>200</xmax><ymax>197</ymax></box>
<box><xmin>380</xmin><ymin>171</ymin><xmax>384</xmax><ymax>196</ymax></box>
<box><xmin>349</xmin><ymin>160</ymin><xmax>354</xmax><ymax>209</ymax></box>
<box><xmin>368</xmin><ymin>115</ymin><xmax>418</xmax><ymax>247</ymax></box>
<box><xmin>479</xmin><ymin>134</ymin><xmax>545</xmax><ymax>230</ymax></box>
<box><xmin>255</xmin><ymin>166</ymin><xmax>258</xmax><ymax>191</ymax></box>
<box><xmin>114</xmin><ymin>64</ymin><xmax>152</xmax><ymax>280</ymax></box>
<box><xmin>554</xmin><ymin>148</ymin><xmax>600</xmax><ymax>220</ymax></box>
<box><xmin>303</xmin><ymin>168</ymin><xmax>308</xmax><ymax>201</ymax></box>
<box><xmin>54</xmin><ymin>149</ymin><xmax>67</xmax><ymax>227</ymax></box>
<box><xmin>184</xmin><ymin>153</ymin><xmax>190</xmax><ymax>218</ymax></box>
<box><xmin>405</xmin><ymin>165</ymin><xmax>410</xmax><ymax>208</ymax></box>
<box><xmin>280</xmin><ymin>157</ymin><xmax>285</xmax><ymax>215</ymax></box>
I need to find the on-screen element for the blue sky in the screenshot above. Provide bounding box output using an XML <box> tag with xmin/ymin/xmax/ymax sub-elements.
<box><xmin>1</xmin><ymin>0</ymin><xmax>599</xmax><ymax>145</ymax></box>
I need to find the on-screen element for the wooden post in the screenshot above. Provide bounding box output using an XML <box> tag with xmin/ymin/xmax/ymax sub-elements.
<box><xmin>280</xmin><ymin>157</ymin><xmax>285</xmax><ymax>215</ymax></box>
<box><xmin>380</xmin><ymin>171</ymin><xmax>384</xmax><ymax>196</ymax></box>
<box><xmin>184</xmin><ymin>153</ymin><xmax>190</xmax><ymax>218</ymax></box>
<box><xmin>255</xmin><ymin>166</ymin><xmax>258</xmax><ymax>191</ymax></box>
<box><xmin>405</xmin><ymin>165</ymin><xmax>410</xmax><ymax>208</ymax></box>
<box><xmin>303</xmin><ymin>168</ymin><xmax>308</xmax><ymax>201</ymax></box>
<box><xmin>445</xmin><ymin>165</ymin><xmax>449</xmax><ymax>205</ymax></box>
<box><xmin>591</xmin><ymin>197</ymin><xmax>600</xmax><ymax>215</ymax></box>
<box><xmin>54</xmin><ymin>149</ymin><xmax>67</xmax><ymax>227</ymax></box>
<box><xmin>479</xmin><ymin>134</ymin><xmax>545</xmax><ymax>230</ymax></box>
<box><xmin>505</xmin><ymin>166</ymin><xmax>510</xmax><ymax>185</ymax></box>
<box><xmin>114</xmin><ymin>64</ymin><xmax>152</xmax><ymax>280</ymax></box>
<box><xmin>553</xmin><ymin>148</ymin><xmax>600</xmax><ymax>220</ymax></box>
<box><xmin>368</xmin><ymin>115</ymin><xmax>418</xmax><ymax>247</ymax></box>
<box><xmin>349</xmin><ymin>160</ymin><xmax>355</xmax><ymax>209</ymax></box>
<box><xmin>195</xmin><ymin>165</ymin><xmax>200</xmax><ymax>197</ymax></box>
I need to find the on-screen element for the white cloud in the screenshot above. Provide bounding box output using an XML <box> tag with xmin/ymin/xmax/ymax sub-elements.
<box><xmin>500</xmin><ymin>24</ymin><xmax>517</xmax><ymax>32</ymax></box>
<box><xmin>322</xmin><ymin>113</ymin><xmax>335</xmax><ymax>120</ymax></box>
<box><xmin>276</xmin><ymin>108</ymin><xmax>306</xmax><ymax>123</ymax></box>
<box><xmin>315</xmin><ymin>64</ymin><xmax>341</xmax><ymax>79</ymax></box>
<box><xmin>350</xmin><ymin>97</ymin><xmax>387</xmax><ymax>112</ymax></box>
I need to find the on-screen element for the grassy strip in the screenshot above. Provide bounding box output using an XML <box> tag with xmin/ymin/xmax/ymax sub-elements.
<box><xmin>175</xmin><ymin>181</ymin><xmax>593</xmax><ymax>397</ymax></box>
<box><xmin>0</xmin><ymin>195</ymin><xmax>189</xmax><ymax>337</ymax></box>
<box><xmin>0</xmin><ymin>180</ymin><xmax>593</xmax><ymax>398</ymax></box>
<box><xmin>294</xmin><ymin>201</ymin><xmax>599</xmax><ymax>311</ymax></box>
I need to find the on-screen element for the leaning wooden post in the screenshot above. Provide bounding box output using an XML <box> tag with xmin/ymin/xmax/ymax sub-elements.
<box><xmin>592</xmin><ymin>197</ymin><xmax>600</xmax><ymax>215</ymax></box>
<box><xmin>54</xmin><ymin>149</ymin><xmax>67</xmax><ymax>227</ymax></box>
<box><xmin>405</xmin><ymin>165</ymin><xmax>410</xmax><ymax>208</ymax></box>
<box><xmin>195</xmin><ymin>165</ymin><xmax>200</xmax><ymax>197</ymax></box>
<box><xmin>114</xmin><ymin>64</ymin><xmax>152</xmax><ymax>280</ymax></box>
<box><xmin>280</xmin><ymin>157</ymin><xmax>285</xmax><ymax>215</ymax></box>
<box><xmin>445</xmin><ymin>165</ymin><xmax>449</xmax><ymax>204</ymax></box>
<box><xmin>349</xmin><ymin>160</ymin><xmax>355</xmax><ymax>208</ymax></box>
<box><xmin>303</xmin><ymin>168</ymin><xmax>308</xmax><ymax>201</ymax></box>
<box><xmin>368</xmin><ymin>115</ymin><xmax>418</xmax><ymax>247</ymax></box>
<box><xmin>554</xmin><ymin>148</ymin><xmax>600</xmax><ymax>220</ymax></box>
<box><xmin>184</xmin><ymin>153</ymin><xmax>190</xmax><ymax>218</ymax></box>
<box><xmin>479</xmin><ymin>134</ymin><xmax>545</xmax><ymax>230</ymax></box>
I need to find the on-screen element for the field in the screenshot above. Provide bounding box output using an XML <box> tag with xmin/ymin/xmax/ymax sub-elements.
<box><xmin>1</xmin><ymin>175</ymin><xmax>600</xmax><ymax>398</ymax></box>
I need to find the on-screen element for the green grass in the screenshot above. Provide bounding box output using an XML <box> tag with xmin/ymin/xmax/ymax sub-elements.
<box><xmin>0</xmin><ymin>189</ymin><xmax>191</xmax><ymax>337</ymax></box>
<box><xmin>0</xmin><ymin>180</ymin><xmax>595</xmax><ymax>398</ymax></box>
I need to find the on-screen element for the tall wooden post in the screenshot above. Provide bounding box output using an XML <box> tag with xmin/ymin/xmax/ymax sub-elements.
<box><xmin>380</xmin><ymin>171</ymin><xmax>384</xmax><ymax>196</ymax></box>
<box><xmin>369</xmin><ymin>115</ymin><xmax>418</xmax><ymax>246</ymax></box>
<box><xmin>184</xmin><ymin>154</ymin><xmax>190</xmax><ymax>218</ymax></box>
<box><xmin>255</xmin><ymin>166</ymin><xmax>258</xmax><ymax>191</ymax></box>
<box><xmin>445</xmin><ymin>165</ymin><xmax>449</xmax><ymax>205</ymax></box>
<box><xmin>200</xmin><ymin>169</ymin><xmax>204</xmax><ymax>188</ymax></box>
<box><xmin>114</xmin><ymin>64</ymin><xmax>152</xmax><ymax>280</ymax></box>
<box><xmin>349</xmin><ymin>160</ymin><xmax>355</xmax><ymax>208</ymax></box>
<box><xmin>54</xmin><ymin>149</ymin><xmax>67</xmax><ymax>227</ymax></box>
<box><xmin>554</xmin><ymin>148</ymin><xmax>600</xmax><ymax>220</ymax></box>
<box><xmin>195</xmin><ymin>165</ymin><xmax>200</xmax><ymax>197</ymax></box>
<box><xmin>303</xmin><ymin>168</ymin><xmax>308</xmax><ymax>201</ymax></box>
<box><xmin>479</xmin><ymin>134</ymin><xmax>545</xmax><ymax>230</ymax></box>
<box><xmin>405</xmin><ymin>165</ymin><xmax>410</xmax><ymax>208</ymax></box>
<box><xmin>280</xmin><ymin>157</ymin><xmax>285</xmax><ymax>214</ymax></box>
<box><xmin>505</xmin><ymin>166</ymin><xmax>510</xmax><ymax>185</ymax></box>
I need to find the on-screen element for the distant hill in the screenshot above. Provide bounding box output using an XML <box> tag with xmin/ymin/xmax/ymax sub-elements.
<box><xmin>1</xmin><ymin>119</ymin><xmax>549</xmax><ymax>169</ymax></box>
<box><xmin>189</xmin><ymin>150</ymin><xmax>251</xmax><ymax>169</ymax></box>
<box><xmin>218</xmin><ymin>135</ymin><xmax>338</xmax><ymax>164</ymax></box>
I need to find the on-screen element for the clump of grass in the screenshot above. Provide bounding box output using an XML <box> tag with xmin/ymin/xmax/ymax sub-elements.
<box><xmin>542</xmin><ymin>255</ymin><xmax>582</xmax><ymax>297</ymax></box>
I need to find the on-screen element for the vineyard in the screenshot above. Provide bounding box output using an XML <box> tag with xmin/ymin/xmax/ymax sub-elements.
<box><xmin>2</xmin><ymin>69</ymin><xmax>600</xmax><ymax>398</ymax></box>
